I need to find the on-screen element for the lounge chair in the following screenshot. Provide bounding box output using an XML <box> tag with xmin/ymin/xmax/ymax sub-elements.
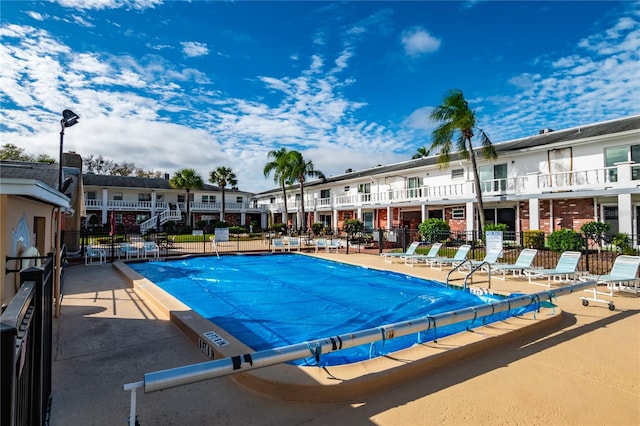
<box><xmin>525</xmin><ymin>251</ymin><xmax>581</xmax><ymax>287</ymax></box>
<box><xmin>272</xmin><ymin>238</ymin><xmax>288</xmax><ymax>252</ymax></box>
<box><xmin>119</xmin><ymin>242</ymin><xmax>139</xmax><ymax>259</ymax></box>
<box><xmin>288</xmin><ymin>237</ymin><xmax>301</xmax><ymax>252</ymax></box>
<box><xmin>492</xmin><ymin>248</ymin><xmax>538</xmax><ymax>280</ymax></box>
<box><xmin>85</xmin><ymin>245</ymin><xmax>106</xmax><ymax>265</ymax></box>
<box><xmin>326</xmin><ymin>239</ymin><xmax>341</xmax><ymax>253</ymax></box>
<box><xmin>457</xmin><ymin>247</ymin><xmax>502</xmax><ymax>272</ymax></box>
<box><xmin>427</xmin><ymin>244</ymin><xmax>472</xmax><ymax>270</ymax></box>
<box><xmin>143</xmin><ymin>241</ymin><xmax>160</xmax><ymax>258</ymax></box>
<box><xmin>315</xmin><ymin>239</ymin><xmax>327</xmax><ymax>253</ymax></box>
<box><xmin>380</xmin><ymin>241</ymin><xmax>421</xmax><ymax>264</ymax></box>
<box><xmin>583</xmin><ymin>255</ymin><xmax>640</xmax><ymax>293</ymax></box>
<box><xmin>403</xmin><ymin>243</ymin><xmax>443</xmax><ymax>267</ymax></box>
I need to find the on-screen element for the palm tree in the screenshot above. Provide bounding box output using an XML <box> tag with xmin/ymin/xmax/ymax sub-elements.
<box><xmin>209</xmin><ymin>166</ymin><xmax>237</xmax><ymax>222</ymax></box>
<box><xmin>429</xmin><ymin>89</ymin><xmax>497</xmax><ymax>232</ymax></box>
<box><xmin>288</xmin><ymin>151</ymin><xmax>325</xmax><ymax>232</ymax></box>
<box><xmin>412</xmin><ymin>146</ymin><xmax>430</xmax><ymax>159</ymax></box>
<box><xmin>263</xmin><ymin>148</ymin><xmax>295</xmax><ymax>227</ymax></box>
<box><xmin>169</xmin><ymin>168</ymin><xmax>203</xmax><ymax>227</ymax></box>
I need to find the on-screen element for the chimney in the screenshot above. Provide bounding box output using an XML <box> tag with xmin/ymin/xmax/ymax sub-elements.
<box><xmin>539</xmin><ymin>128</ymin><xmax>554</xmax><ymax>135</ymax></box>
<box><xmin>164</xmin><ymin>173</ymin><xmax>170</xmax><ymax>179</ymax></box>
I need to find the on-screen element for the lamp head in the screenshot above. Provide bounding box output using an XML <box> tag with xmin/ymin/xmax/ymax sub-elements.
<box><xmin>62</xmin><ymin>109</ymin><xmax>80</xmax><ymax>128</ymax></box>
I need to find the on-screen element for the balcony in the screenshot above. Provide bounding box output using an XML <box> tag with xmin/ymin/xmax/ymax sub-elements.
<box><xmin>86</xmin><ymin>200</ymin><xmax>266</xmax><ymax>213</ymax></box>
<box><xmin>264</xmin><ymin>163</ymin><xmax>636</xmax><ymax>213</ymax></box>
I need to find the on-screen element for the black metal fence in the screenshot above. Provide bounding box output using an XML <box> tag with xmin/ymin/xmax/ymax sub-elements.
<box><xmin>62</xmin><ymin>227</ymin><xmax>639</xmax><ymax>276</ymax></box>
<box><xmin>1</xmin><ymin>253</ymin><xmax>54</xmax><ymax>426</ymax></box>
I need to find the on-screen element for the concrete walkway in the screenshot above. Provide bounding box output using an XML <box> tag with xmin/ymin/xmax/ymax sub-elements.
<box><xmin>50</xmin><ymin>254</ymin><xmax>639</xmax><ymax>425</ymax></box>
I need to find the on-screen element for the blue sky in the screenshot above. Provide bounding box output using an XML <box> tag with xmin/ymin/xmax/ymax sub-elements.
<box><xmin>2</xmin><ymin>1</ymin><xmax>639</xmax><ymax>192</ymax></box>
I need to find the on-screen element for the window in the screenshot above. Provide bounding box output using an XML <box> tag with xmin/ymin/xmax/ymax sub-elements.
<box><xmin>320</xmin><ymin>189</ymin><xmax>330</xmax><ymax>199</ymax></box>
<box><xmin>236</xmin><ymin>196</ymin><xmax>243</xmax><ymax>203</ymax></box>
<box><xmin>202</xmin><ymin>195</ymin><xmax>216</xmax><ymax>203</ymax></box>
<box><xmin>407</xmin><ymin>177</ymin><xmax>422</xmax><ymax>197</ymax></box>
<box><xmin>136</xmin><ymin>214</ymin><xmax>150</xmax><ymax>224</ymax></box>
<box><xmin>357</xmin><ymin>183</ymin><xmax>371</xmax><ymax>193</ymax></box>
<box><xmin>113</xmin><ymin>192</ymin><xmax>123</xmax><ymax>201</ymax></box>
<box><xmin>344</xmin><ymin>186</ymin><xmax>350</xmax><ymax>192</ymax></box>
<box><xmin>479</xmin><ymin>164</ymin><xmax>507</xmax><ymax>192</ymax></box>
<box><xmin>138</xmin><ymin>193</ymin><xmax>151</xmax><ymax>202</ymax></box>
<box><xmin>270</xmin><ymin>197</ymin><xmax>275</xmax><ymax>204</ymax></box>
<box><xmin>452</xmin><ymin>208</ymin><xmax>465</xmax><ymax>219</ymax></box>
<box><xmin>451</xmin><ymin>169</ymin><xmax>464</xmax><ymax>179</ymax></box>
<box><xmin>608</xmin><ymin>144</ymin><xmax>640</xmax><ymax>181</ymax></box>
<box><xmin>87</xmin><ymin>191</ymin><xmax>96</xmax><ymax>200</ymax></box>
<box><xmin>177</xmin><ymin>195</ymin><xmax>185</xmax><ymax>203</ymax></box>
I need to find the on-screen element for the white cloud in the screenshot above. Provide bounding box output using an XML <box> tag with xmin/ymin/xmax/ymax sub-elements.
<box><xmin>401</xmin><ymin>27</ymin><xmax>441</xmax><ymax>57</ymax></box>
<box><xmin>181</xmin><ymin>41</ymin><xmax>209</xmax><ymax>58</ymax></box>
<box><xmin>26</xmin><ymin>11</ymin><xmax>46</xmax><ymax>21</ymax></box>
<box><xmin>55</xmin><ymin>0</ymin><xmax>162</xmax><ymax>11</ymax></box>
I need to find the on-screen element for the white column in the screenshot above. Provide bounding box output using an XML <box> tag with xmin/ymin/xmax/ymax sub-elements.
<box><xmin>466</xmin><ymin>201</ymin><xmax>474</xmax><ymax>233</ymax></box>
<box><xmin>529</xmin><ymin>198</ymin><xmax>540</xmax><ymax>230</ymax></box>
<box><xmin>421</xmin><ymin>204</ymin><xmax>427</xmax><ymax>222</ymax></box>
<box><xmin>387</xmin><ymin>206</ymin><xmax>392</xmax><ymax>229</ymax></box>
<box><xmin>101</xmin><ymin>188</ymin><xmax>109</xmax><ymax>224</ymax></box>
<box><xmin>618</xmin><ymin>193</ymin><xmax>633</xmax><ymax>235</ymax></box>
<box><xmin>151</xmin><ymin>190</ymin><xmax>157</xmax><ymax>217</ymax></box>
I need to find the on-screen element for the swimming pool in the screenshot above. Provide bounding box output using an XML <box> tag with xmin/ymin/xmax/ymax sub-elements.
<box><xmin>130</xmin><ymin>255</ymin><xmax>533</xmax><ymax>366</ymax></box>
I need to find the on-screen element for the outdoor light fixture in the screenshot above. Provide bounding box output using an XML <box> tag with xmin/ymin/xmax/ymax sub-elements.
<box><xmin>59</xmin><ymin>109</ymin><xmax>79</xmax><ymax>190</ymax></box>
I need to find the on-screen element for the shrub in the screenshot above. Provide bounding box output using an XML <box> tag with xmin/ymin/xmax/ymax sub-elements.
<box><xmin>612</xmin><ymin>233</ymin><xmax>637</xmax><ymax>255</ymax></box>
<box><xmin>580</xmin><ymin>221</ymin><xmax>610</xmax><ymax>247</ymax></box>
<box><xmin>547</xmin><ymin>229</ymin><xmax>584</xmax><ymax>252</ymax></box>
<box><xmin>343</xmin><ymin>219</ymin><xmax>365</xmax><ymax>234</ymax></box>
<box><xmin>523</xmin><ymin>230</ymin><xmax>545</xmax><ymax>249</ymax></box>
<box><xmin>272</xmin><ymin>223</ymin><xmax>287</xmax><ymax>233</ymax></box>
<box><xmin>311</xmin><ymin>222</ymin><xmax>324</xmax><ymax>235</ymax></box>
<box><xmin>418</xmin><ymin>218</ymin><xmax>450</xmax><ymax>243</ymax></box>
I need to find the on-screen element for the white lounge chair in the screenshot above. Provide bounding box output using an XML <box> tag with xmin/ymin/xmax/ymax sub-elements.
<box><xmin>492</xmin><ymin>248</ymin><xmax>538</xmax><ymax>280</ymax></box>
<box><xmin>85</xmin><ymin>245</ymin><xmax>106</xmax><ymax>265</ymax></box>
<box><xmin>403</xmin><ymin>243</ymin><xmax>443</xmax><ymax>267</ymax></box>
<box><xmin>272</xmin><ymin>238</ymin><xmax>288</xmax><ymax>252</ymax></box>
<box><xmin>380</xmin><ymin>241</ymin><xmax>421</xmax><ymax>264</ymax></box>
<box><xmin>526</xmin><ymin>251</ymin><xmax>581</xmax><ymax>287</ymax></box>
<box><xmin>119</xmin><ymin>242</ymin><xmax>139</xmax><ymax>259</ymax></box>
<box><xmin>288</xmin><ymin>237</ymin><xmax>301</xmax><ymax>252</ymax></box>
<box><xmin>459</xmin><ymin>247</ymin><xmax>502</xmax><ymax>272</ymax></box>
<box><xmin>143</xmin><ymin>241</ymin><xmax>160</xmax><ymax>258</ymax></box>
<box><xmin>584</xmin><ymin>255</ymin><xmax>640</xmax><ymax>293</ymax></box>
<box><xmin>326</xmin><ymin>239</ymin><xmax>341</xmax><ymax>253</ymax></box>
<box><xmin>315</xmin><ymin>238</ymin><xmax>327</xmax><ymax>253</ymax></box>
<box><xmin>427</xmin><ymin>244</ymin><xmax>472</xmax><ymax>270</ymax></box>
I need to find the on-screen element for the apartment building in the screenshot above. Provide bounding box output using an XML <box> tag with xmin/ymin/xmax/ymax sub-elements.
<box><xmin>253</xmin><ymin>115</ymin><xmax>640</xmax><ymax>241</ymax></box>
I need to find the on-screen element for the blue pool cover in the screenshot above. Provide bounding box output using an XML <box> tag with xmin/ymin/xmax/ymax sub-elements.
<box><xmin>130</xmin><ymin>255</ymin><xmax>532</xmax><ymax>366</ymax></box>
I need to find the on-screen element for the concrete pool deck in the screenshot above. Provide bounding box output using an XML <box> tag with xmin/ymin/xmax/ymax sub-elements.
<box><xmin>50</xmin><ymin>253</ymin><xmax>639</xmax><ymax>425</ymax></box>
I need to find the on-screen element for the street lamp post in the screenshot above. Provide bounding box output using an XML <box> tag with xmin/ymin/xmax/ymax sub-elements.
<box><xmin>59</xmin><ymin>109</ymin><xmax>80</xmax><ymax>189</ymax></box>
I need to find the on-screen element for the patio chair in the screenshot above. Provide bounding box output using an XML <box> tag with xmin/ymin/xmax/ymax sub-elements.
<box><xmin>525</xmin><ymin>251</ymin><xmax>581</xmax><ymax>287</ymax></box>
<box><xmin>326</xmin><ymin>239</ymin><xmax>341</xmax><ymax>253</ymax></box>
<box><xmin>143</xmin><ymin>241</ymin><xmax>160</xmax><ymax>258</ymax></box>
<box><xmin>457</xmin><ymin>247</ymin><xmax>502</xmax><ymax>272</ymax></box>
<box><xmin>492</xmin><ymin>248</ymin><xmax>538</xmax><ymax>280</ymax></box>
<box><xmin>403</xmin><ymin>243</ymin><xmax>443</xmax><ymax>267</ymax></box>
<box><xmin>85</xmin><ymin>245</ymin><xmax>106</xmax><ymax>265</ymax></box>
<box><xmin>426</xmin><ymin>244</ymin><xmax>472</xmax><ymax>270</ymax></box>
<box><xmin>380</xmin><ymin>241</ymin><xmax>421</xmax><ymax>264</ymax></box>
<box><xmin>119</xmin><ymin>242</ymin><xmax>139</xmax><ymax>259</ymax></box>
<box><xmin>315</xmin><ymin>238</ymin><xmax>328</xmax><ymax>253</ymax></box>
<box><xmin>288</xmin><ymin>237</ymin><xmax>301</xmax><ymax>252</ymax></box>
<box><xmin>272</xmin><ymin>238</ymin><xmax>288</xmax><ymax>253</ymax></box>
<box><xmin>583</xmin><ymin>255</ymin><xmax>640</xmax><ymax>293</ymax></box>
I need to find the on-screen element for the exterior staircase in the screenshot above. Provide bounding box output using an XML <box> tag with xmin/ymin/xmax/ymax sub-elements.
<box><xmin>140</xmin><ymin>208</ymin><xmax>181</xmax><ymax>234</ymax></box>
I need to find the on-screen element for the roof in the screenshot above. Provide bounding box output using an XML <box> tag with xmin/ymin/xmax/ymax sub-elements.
<box><xmin>255</xmin><ymin>114</ymin><xmax>640</xmax><ymax>196</ymax></box>
<box><xmin>82</xmin><ymin>173</ymin><xmax>253</xmax><ymax>194</ymax></box>
<box><xmin>0</xmin><ymin>161</ymin><xmax>71</xmax><ymax>208</ymax></box>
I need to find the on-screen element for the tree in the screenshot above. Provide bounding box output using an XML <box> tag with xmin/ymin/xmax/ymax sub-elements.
<box><xmin>169</xmin><ymin>168</ymin><xmax>203</xmax><ymax>226</ymax></box>
<box><xmin>263</xmin><ymin>148</ymin><xmax>295</xmax><ymax>228</ymax></box>
<box><xmin>412</xmin><ymin>146</ymin><xmax>430</xmax><ymax>159</ymax></box>
<box><xmin>209</xmin><ymin>166</ymin><xmax>238</xmax><ymax>222</ymax></box>
<box><xmin>288</xmin><ymin>151</ymin><xmax>325</xmax><ymax>232</ymax></box>
<box><xmin>0</xmin><ymin>143</ymin><xmax>55</xmax><ymax>163</ymax></box>
<box><xmin>429</xmin><ymin>89</ymin><xmax>497</xmax><ymax>232</ymax></box>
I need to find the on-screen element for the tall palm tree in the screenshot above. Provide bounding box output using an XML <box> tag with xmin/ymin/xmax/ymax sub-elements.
<box><xmin>412</xmin><ymin>146</ymin><xmax>430</xmax><ymax>159</ymax></box>
<box><xmin>429</xmin><ymin>89</ymin><xmax>497</xmax><ymax>231</ymax></box>
<box><xmin>169</xmin><ymin>168</ymin><xmax>203</xmax><ymax>227</ymax></box>
<box><xmin>209</xmin><ymin>166</ymin><xmax>237</xmax><ymax>222</ymax></box>
<box><xmin>263</xmin><ymin>148</ymin><xmax>294</xmax><ymax>227</ymax></box>
<box><xmin>288</xmin><ymin>151</ymin><xmax>325</xmax><ymax>232</ymax></box>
